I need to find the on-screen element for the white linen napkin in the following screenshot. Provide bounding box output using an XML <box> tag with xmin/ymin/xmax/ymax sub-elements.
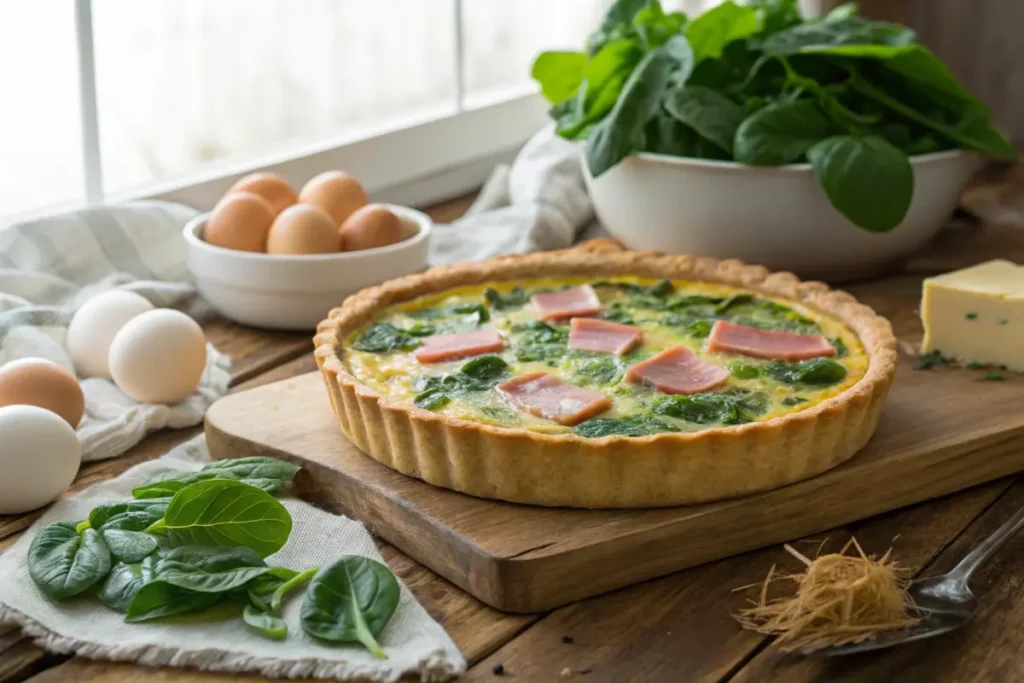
<box><xmin>0</xmin><ymin>202</ymin><xmax>231</xmax><ymax>462</ymax></box>
<box><xmin>0</xmin><ymin>436</ymin><xmax>465</xmax><ymax>682</ymax></box>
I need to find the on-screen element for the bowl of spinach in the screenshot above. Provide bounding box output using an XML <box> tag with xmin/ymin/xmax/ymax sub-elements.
<box><xmin>532</xmin><ymin>0</ymin><xmax>1013</xmax><ymax>281</ymax></box>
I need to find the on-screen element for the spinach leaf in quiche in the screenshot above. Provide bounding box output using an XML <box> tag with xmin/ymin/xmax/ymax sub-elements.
<box><xmin>566</xmin><ymin>353</ymin><xmax>625</xmax><ymax>386</ymax></box>
<box><xmin>512</xmin><ymin>321</ymin><xmax>570</xmax><ymax>365</ymax></box>
<box><xmin>765</xmin><ymin>358</ymin><xmax>847</xmax><ymax>385</ymax></box>
<box><xmin>654</xmin><ymin>389</ymin><xmax>767</xmax><ymax>425</ymax></box>
<box><xmin>413</xmin><ymin>356</ymin><xmax>510</xmax><ymax>410</ymax></box>
<box><xmin>352</xmin><ymin>323</ymin><xmax>422</xmax><ymax>353</ymax></box>
<box><xmin>484</xmin><ymin>287</ymin><xmax>529</xmax><ymax>311</ymax></box>
<box><xmin>574</xmin><ymin>413</ymin><xmax>678</xmax><ymax>438</ymax></box>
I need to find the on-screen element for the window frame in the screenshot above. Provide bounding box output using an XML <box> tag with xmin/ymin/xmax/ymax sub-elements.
<box><xmin>57</xmin><ymin>0</ymin><xmax>551</xmax><ymax>223</ymax></box>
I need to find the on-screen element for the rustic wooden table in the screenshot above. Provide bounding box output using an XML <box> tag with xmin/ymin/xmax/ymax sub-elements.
<box><xmin>4</xmin><ymin>184</ymin><xmax>1024</xmax><ymax>683</ymax></box>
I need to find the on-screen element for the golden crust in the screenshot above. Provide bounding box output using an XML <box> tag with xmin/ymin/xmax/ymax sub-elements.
<box><xmin>314</xmin><ymin>245</ymin><xmax>897</xmax><ymax>508</ymax></box>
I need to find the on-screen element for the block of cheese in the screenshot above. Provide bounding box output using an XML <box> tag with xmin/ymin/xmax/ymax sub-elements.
<box><xmin>921</xmin><ymin>259</ymin><xmax>1024</xmax><ymax>370</ymax></box>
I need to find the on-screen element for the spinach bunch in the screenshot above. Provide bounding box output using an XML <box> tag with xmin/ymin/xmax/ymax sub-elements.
<box><xmin>27</xmin><ymin>457</ymin><xmax>400</xmax><ymax>658</ymax></box>
<box><xmin>533</xmin><ymin>0</ymin><xmax>1013</xmax><ymax>232</ymax></box>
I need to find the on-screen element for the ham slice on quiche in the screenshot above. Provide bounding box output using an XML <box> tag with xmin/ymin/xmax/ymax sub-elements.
<box><xmin>531</xmin><ymin>285</ymin><xmax>602</xmax><ymax>322</ymax></box>
<box><xmin>568</xmin><ymin>318</ymin><xmax>643</xmax><ymax>356</ymax></box>
<box><xmin>497</xmin><ymin>372</ymin><xmax>612</xmax><ymax>426</ymax></box>
<box><xmin>414</xmin><ymin>329</ymin><xmax>505</xmax><ymax>364</ymax></box>
<box><xmin>707</xmin><ymin>320</ymin><xmax>835</xmax><ymax>361</ymax></box>
<box><xmin>625</xmin><ymin>345</ymin><xmax>730</xmax><ymax>395</ymax></box>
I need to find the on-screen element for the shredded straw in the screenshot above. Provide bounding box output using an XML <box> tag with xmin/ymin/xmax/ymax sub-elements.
<box><xmin>734</xmin><ymin>538</ymin><xmax>919</xmax><ymax>652</ymax></box>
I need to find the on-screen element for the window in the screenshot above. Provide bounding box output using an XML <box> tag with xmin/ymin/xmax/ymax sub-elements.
<box><xmin>2</xmin><ymin>0</ymin><xmax>773</xmax><ymax>224</ymax></box>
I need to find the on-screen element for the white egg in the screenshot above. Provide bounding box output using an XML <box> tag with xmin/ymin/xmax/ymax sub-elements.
<box><xmin>0</xmin><ymin>405</ymin><xmax>82</xmax><ymax>514</ymax></box>
<box><xmin>108</xmin><ymin>309</ymin><xmax>207</xmax><ymax>405</ymax></box>
<box><xmin>67</xmin><ymin>290</ymin><xmax>154</xmax><ymax>379</ymax></box>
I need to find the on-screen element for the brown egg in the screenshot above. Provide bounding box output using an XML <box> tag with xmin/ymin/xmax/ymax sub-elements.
<box><xmin>299</xmin><ymin>171</ymin><xmax>369</xmax><ymax>226</ymax></box>
<box><xmin>0</xmin><ymin>358</ymin><xmax>85</xmax><ymax>428</ymax></box>
<box><xmin>340</xmin><ymin>205</ymin><xmax>404</xmax><ymax>251</ymax></box>
<box><xmin>205</xmin><ymin>192</ymin><xmax>275</xmax><ymax>252</ymax></box>
<box><xmin>228</xmin><ymin>172</ymin><xmax>298</xmax><ymax>216</ymax></box>
<box><xmin>267</xmin><ymin>204</ymin><xmax>341</xmax><ymax>255</ymax></box>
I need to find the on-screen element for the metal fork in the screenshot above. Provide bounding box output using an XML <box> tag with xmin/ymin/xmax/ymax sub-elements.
<box><xmin>816</xmin><ymin>503</ymin><xmax>1024</xmax><ymax>656</ymax></box>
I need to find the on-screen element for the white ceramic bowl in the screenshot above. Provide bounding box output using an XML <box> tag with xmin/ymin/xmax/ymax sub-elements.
<box><xmin>184</xmin><ymin>204</ymin><xmax>431</xmax><ymax>330</ymax></box>
<box><xmin>583</xmin><ymin>149</ymin><xmax>979</xmax><ymax>281</ymax></box>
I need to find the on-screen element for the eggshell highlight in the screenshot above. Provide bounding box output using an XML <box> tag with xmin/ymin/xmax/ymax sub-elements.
<box><xmin>267</xmin><ymin>204</ymin><xmax>340</xmax><ymax>255</ymax></box>
<box><xmin>0</xmin><ymin>358</ymin><xmax>85</xmax><ymax>428</ymax></box>
<box><xmin>67</xmin><ymin>290</ymin><xmax>154</xmax><ymax>379</ymax></box>
<box><xmin>206</xmin><ymin>192</ymin><xmax>275</xmax><ymax>253</ymax></box>
<box><xmin>0</xmin><ymin>405</ymin><xmax>82</xmax><ymax>514</ymax></box>
<box><xmin>109</xmin><ymin>309</ymin><xmax>207</xmax><ymax>405</ymax></box>
<box><xmin>299</xmin><ymin>171</ymin><xmax>369</xmax><ymax>227</ymax></box>
<box><xmin>228</xmin><ymin>172</ymin><xmax>298</xmax><ymax>216</ymax></box>
<box><xmin>340</xmin><ymin>204</ymin><xmax>404</xmax><ymax>252</ymax></box>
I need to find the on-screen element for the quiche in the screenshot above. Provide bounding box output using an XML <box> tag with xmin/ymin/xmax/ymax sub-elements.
<box><xmin>314</xmin><ymin>244</ymin><xmax>897</xmax><ymax>508</ymax></box>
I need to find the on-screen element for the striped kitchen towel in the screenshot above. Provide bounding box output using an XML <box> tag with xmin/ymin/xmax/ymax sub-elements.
<box><xmin>0</xmin><ymin>201</ymin><xmax>231</xmax><ymax>462</ymax></box>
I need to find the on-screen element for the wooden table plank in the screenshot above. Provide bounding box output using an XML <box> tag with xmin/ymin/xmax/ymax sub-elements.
<box><xmin>462</xmin><ymin>480</ymin><xmax>1012</xmax><ymax>682</ymax></box>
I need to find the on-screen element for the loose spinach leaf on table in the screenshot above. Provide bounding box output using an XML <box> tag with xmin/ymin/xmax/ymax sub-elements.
<box><xmin>244</xmin><ymin>604</ymin><xmax>288</xmax><ymax>640</ymax></box>
<box><xmin>97</xmin><ymin>557</ymin><xmax>157</xmax><ymax>612</ymax></box>
<box><xmin>125</xmin><ymin>580</ymin><xmax>222</xmax><ymax>623</ymax></box>
<box><xmin>247</xmin><ymin>567</ymin><xmax>301</xmax><ymax>613</ymax></box>
<box><xmin>133</xmin><ymin>457</ymin><xmax>300</xmax><ymax>499</ymax></box>
<box><xmin>151</xmin><ymin>545</ymin><xmax>270</xmax><ymax>593</ymax></box>
<box><xmin>301</xmin><ymin>556</ymin><xmax>401</xmax><ymax>659</ymax></box>
<box><xmin>28</xmin><ymin>523</ymin><xmax>112</xmax><ymax>600</ymax></box>
<box><xmin>101</xmin><ymin>529</ymin><xmax>158</xmax><ymax>564</ymax></box>
<box><xmin>147</xmin><ymin>480</ymin><xmax>292</xmax><ymax>558</ymax></box>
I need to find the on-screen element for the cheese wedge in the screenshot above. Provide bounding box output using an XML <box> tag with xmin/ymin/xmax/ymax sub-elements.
<box><xmin>921</xmin><ymin>259</ymin><xmax>1024</xmax><ymax>370</ymax></box>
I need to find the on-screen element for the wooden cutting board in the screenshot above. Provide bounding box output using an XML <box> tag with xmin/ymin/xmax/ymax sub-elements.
<box><xmin>205</xmin><ymin>225</ymin><xmax>1024</xmax><ymax>614</ymax></box>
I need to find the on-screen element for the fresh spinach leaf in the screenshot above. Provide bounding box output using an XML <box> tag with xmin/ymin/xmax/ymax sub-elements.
<box><xmin>587</xmin><ymin>37</ymin><xmax>688</xmax><ymax>177</ymax></box>
<box><xmin>247</xmin><ymin>567</ymin><xmax>301</xmax><ymax>613</ymax></box>
<box><xmin>760</xmin><ymin>15</ymin><xmax>915</xmax><ymax>55</ymax></box>
<box><xmin>300</xmin><ymin>556</ymin><xmax>401</xmax><ymax>659</ymax></box>
<box><xmin>633</xmin><ymin>3</ymin><xmax>686</xmax><ymax>50</ymax></box>
<box><xmin>152</xmin><ymin>545</ymin><xmax>270</xmax><ymax>593</ymax></box>
<box><xmin>532</xmin><ymin>51</ymin><xmax>588</xmax><ymax>104</ymax></box>
<box><xmin>352</xmin><ymin>323</ymin><xmax>422</xmax><ymax>353</ymax></box>
<box><xmin>125</xmin><ymin>580</ymin><xmax>222</xmax><ymax>623</ymax></box>
<box><xmin>765</xmin><ymin>357</ymin><xmax>847</xmax><ymax>385</ymax></box>
<box><xmin>685</xmin><ymin>1</ymin><xmax>760</xmax><ymax>62</ymax></box>
<box><xmin>133</xmin><ymin>457</ymin><xmax>300</xmax><ymax>499</ymax></box>
<box><xmin>665</xmin><ymin>85</ymin><xmax>745</xmax><ymax>155</ymax></box>
<box><xmin>149</xmin><ymin>480</ymin><xmax>292</xmax><ymax>558</ymax></box>
<box><xmin>270</xmin><ymin>567</ymin><xmax>317</xmax><ymax>615</ymax></box>
<box><xmin>734</xmin><ymin>99</ymin><xmax>837</xmax><ymax>165</ymax></box>
<box><xmin>101</xmin><ymin>529</ymin><xmax>158</xmax><ymax>564</ymax></box>
<box><xmin>97</xmin><ymin>557</ymin><xmax>157</xmax><ymax>612</ymax></box>
<box><xmin>28</xmin><ymin>523</ymin><xmax>112</xmax><ymax>600</ymax></box>
<box><xmin>244</xmin><ymin>604</ymin><xmax>288</xmax><ymax>640</ymax></box>
<box><xmin>574</xmin><ymin>413</ymin><xmax>678</xmax><ymax>438</ymax></box>
<box><xmin>808</xmin><ymin>134</ymin><xmax>913</xmax><ymax>232</ymax></box>
<box><xmin>88</xmin><ymin>499</ymin><xmax>171</xmax><ymax>531</ymax></box>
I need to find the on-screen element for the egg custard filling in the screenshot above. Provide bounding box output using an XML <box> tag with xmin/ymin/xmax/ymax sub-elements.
<box><xmin>341</xmin><ymin>276</ymin><xmax>867</xmax><ymax>438</ymax></box>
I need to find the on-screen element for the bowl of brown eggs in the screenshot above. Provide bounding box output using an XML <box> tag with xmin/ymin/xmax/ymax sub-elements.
<box><xmin>184</xmin><ymin>170</ymin><xmax>431</xmax><ymax>330</ymax></box>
